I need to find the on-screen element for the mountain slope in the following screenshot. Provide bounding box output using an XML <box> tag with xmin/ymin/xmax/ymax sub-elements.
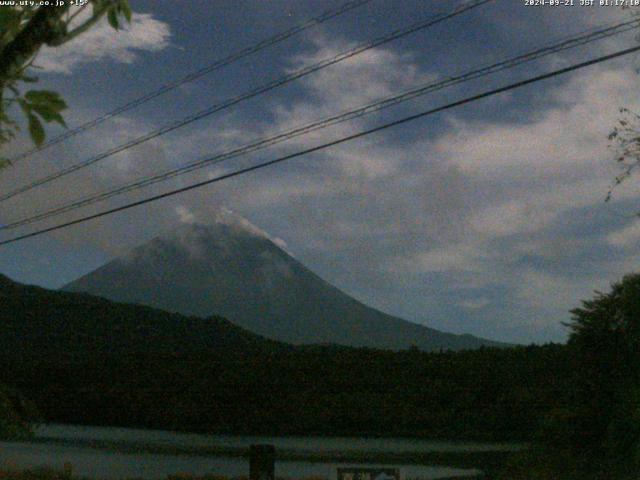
<box><xmin>0</xmin><ymin>273</ymin><xmax>283</xmax><ymax>356</ymax></box>
<box><xmin>64</xmin><ymin>219</ymin><xmax>504</xmax><ymax>351</ymax></box>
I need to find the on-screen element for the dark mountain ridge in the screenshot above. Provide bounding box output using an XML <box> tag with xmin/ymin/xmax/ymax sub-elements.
<box><xmin>0</xmin><ymin>273</ymin><xmax>283</xmax><ymax>356</ymax></box>
<box><xmin>0</xmin><ymin>273</ymin><xmax>564</xmax><ymax>443</ymax></box>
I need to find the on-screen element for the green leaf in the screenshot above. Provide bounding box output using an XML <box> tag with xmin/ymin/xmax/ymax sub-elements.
<box><xmin>119</xmin><ymin>1</ymin><xmax>132</xmax><ymax>22</ymax></box>
<box><xmin>24</xmin><ymin>90</ymin><xmax>55</xmax><ymax>102</ymax></box>
<box><xmin>27</xmin><ymin>113</ymin><xmax>45</xmax><ymax>147</ymax></box>
<box><xmin>108</xmin><ymin>9</ymin><xmax>119</xmax><ymax>29</ymax></box>
<box><xmin>24</xmin><ymin>90</ymin><xmax>67</xmax><ymax>111</ymax></box>
<box><xmin>31</xmin><ymin>104</ymin><xmax>67</xmax><ymax>127</ymax></box>
<box><xmin>17</xmin><ymin>99</ymin><xmax>30</xmax><ymax>116</ymax></box>
<box><xmin>0</xmin><ymin>8</ymin><xmax>21</xmax><ymax>35</ymax></box>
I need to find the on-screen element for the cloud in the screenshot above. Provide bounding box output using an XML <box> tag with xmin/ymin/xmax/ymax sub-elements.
<box><xmin>429</xmin><ymin>66</ymin><xmax>640</xmax><ymax>240</ymax></box>
<box><xmin>175</xmin><ymin>205</ymin><xmax>196</xmax><ymax>224</ymax></box>
<box><xmin>3</xmin><ymin>33</ymin><xmax>442</xmax><ymax>256</ymax></box>
<box><xmin>7</xmin><ymin>20</ymin><xmax>640</xmax><ymax>343</ymax></box>
<box><xmin>267</xmin><ymin>35</ymin><xmax>437</xmax><ymax>178</ymax></box>
<box><xmin>390</xmin><ymin>241</ymin><xmax>487</xmax><ymax>274</ymax></box>
<box><xmin>361</xmin><ymin>62</ymin><xmax>640</xmax><ymax>338</ymax></box>
<box><xmin>38</xmin><ymin>11</ymin><xmax>171</xmax><ymax>74</ymax></box>
<box><xmin>435</xmin><ymin>68</ymin><xmax>634</xmax><ymax>180</ymax></box>
<box><xmin>607</xmin><ymin>221</ymin><xmax>640</xmax><ymax>248</ymax></box>
<box><xmin>214</xmin><ymin>207</ymin><xmax>289</xmax><ymax>251</ymax></box>
<box><xmin>469</xmin><ymin>200</ymin><xmax>557</xmax><ymax>237</ymax></box>
<box><xmin>514</xmin><ymin>268</ymin><xmax>609</xmax><ymax>317</ymax></box>
<box><xmin>458</xmin><ymin>298</ymin><xmax>490</xmax><ymax>311</ymax></box>
<box><xmin>173</xmin><ymin>205</ymin><xmax>291</xmax><ymax>254</ymax></box>
<box><xmin>189</xmin><ymin>40</ymin><xmax>640</xmax><ymax>342</ymax></box>
<box><xmin>284</xmin><ymin>34</ymin><xmax>430</xmax><ymax>112</ymax></box>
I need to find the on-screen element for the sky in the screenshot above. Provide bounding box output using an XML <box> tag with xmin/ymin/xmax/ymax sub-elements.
<box><xmin>1</xmin><ymin>0</ymin><xmax>640</xmax><ymax>344</ymax></box>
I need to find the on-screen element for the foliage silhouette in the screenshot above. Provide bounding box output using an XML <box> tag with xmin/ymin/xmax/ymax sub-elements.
<box><xmin>0</xmin><ymin>1</ymin><xmax>131</xmax><ymax>167</ymax></box>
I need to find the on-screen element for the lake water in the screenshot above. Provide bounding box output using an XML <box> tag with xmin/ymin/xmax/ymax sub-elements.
<box><xmin>0</xmin><ymin>424</ymin><xmax>517</xmax><ymax>479</ymax></box>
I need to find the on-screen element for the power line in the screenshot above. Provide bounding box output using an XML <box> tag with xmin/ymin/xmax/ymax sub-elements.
<box><xmin>1</xmin><ymin>44</ymin><xmax>638</xmax><ymax>247</ymax></box>
<box><xmin>6</xmin><ymin>0</ymin><xmax>375</xmax><ymax>164</ymax></box>
<box><xmin>2</xmin><ymin>17</ymin><xmax>637</xmax><ymax>231</ymax></box>
<box><xmin>0</xmin><ymin>0</ymin><xmax>493</xmax><ymax>203</ymax></box>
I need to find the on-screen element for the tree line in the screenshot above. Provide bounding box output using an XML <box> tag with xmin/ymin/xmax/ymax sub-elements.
<box><xmin>0</xmin><ymin>273</ymin><xmax>638</xmax><ymax>479</ymax></box>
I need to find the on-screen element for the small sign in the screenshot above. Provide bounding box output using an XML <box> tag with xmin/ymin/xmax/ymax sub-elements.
<box><xmin>337</xmin><ymin>467</ymin><xmax>400</xmax><ymax>480</ymax></box>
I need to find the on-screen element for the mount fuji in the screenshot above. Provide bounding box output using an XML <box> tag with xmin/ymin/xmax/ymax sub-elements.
<box><xmin>64</xmin><ymin>213</ymin><xmax>504</xmax><ymax>351</ymax></box>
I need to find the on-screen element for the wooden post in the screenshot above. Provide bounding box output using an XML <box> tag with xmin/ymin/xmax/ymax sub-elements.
<box><xmin>250</xmin><ymin>444</ymin><xmax>275</xmax><ymax>480</ymax></box>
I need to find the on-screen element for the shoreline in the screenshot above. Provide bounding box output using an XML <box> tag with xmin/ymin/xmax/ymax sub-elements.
<box><xmin>3</xmin><ymin>437</ymin><xmax>515</xmax><ymax>475</ymax></box>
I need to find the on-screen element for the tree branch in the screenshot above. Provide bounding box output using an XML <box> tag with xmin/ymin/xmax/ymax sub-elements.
<box><xmin>0</xmin><ymin>5</ymin><xmax>69</xmax><ymax>84</ymax></box>
<box><xmin>49</xmin><ymin>4</ymin><xmax>109</xmax><ymax>47</ymax></box>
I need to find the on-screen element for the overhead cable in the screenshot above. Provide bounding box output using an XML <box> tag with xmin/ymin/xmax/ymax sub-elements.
<box><xmin>2</xmin><ymin>17</ymin><xmax>637</xmax><ymax>231</ymax></box>
<box><xmin>1</xmin><ymin>43</ymin><xmax>638</xmax><ymax>246</ymax></box>
<box><xmin>0</xmin><ymin>0</ymin><xmax>493</xmax><ymax>203</ymax></box>
<box><xmin>5</xmin><ymin>0</ymin><xmax>375</xmax><ymax>164</ymax></box>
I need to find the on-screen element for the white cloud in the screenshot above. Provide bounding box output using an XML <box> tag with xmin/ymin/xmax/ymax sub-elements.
<box><xmin>607</xmin><ymin>221</ymin><xmax>640</xmax><ymax>248</ymax></box>
<box><xmin>266</xmin><ymin>35</ymin><xmax>436</xmax><ymax>179</ymax></box>
<box><xmin>214</xmin><ymin>207</ymin><xmax>290</xmax><ymax>253</ymax></box>
<box><xmin>469</xmin><ymin>199</ymin><xmax>557</xmax><ymax>237</ymax></box>
<box><xmin>391</xmin><ymin>242</ymin><xmax>487</xmax><ymax>274</ymax></box>
<box><xmin>436</xmin><ymin>68</ymin><xmax>635</xmax><ymax>180</ymax></box>
<box><xmin>175</xmin><ymin>205</ymin><xmax>196</xmax><ymax>224</ymax></box>
<box><xmin>426</xmin><ymin>66</ymin><xmax>640</xmax><ymax>241</ymax></box>
<box><xmin>285</xmin><ymin>35</ymin><xmax>430</xmax><ymax>113</ymax></box>
<box><xmin>38</xmin><ymin>11</ymin><xmax>171</xmax><ymax>74</ymax></box>
<box><xmin>458</xmin><ymin>298</ymin><xmax>490</xmax><ymax>311</ymax></box>
<box><xmin>514</xmin><ymin>269</ymin><xmax>607</xmax><ymax>316</ymax></box>
<box><xmin>376</xmin><ymin>60</ymin><xmax>640</xmax><ymax>333</ymax></box>
<box><xmin>9</xmin><ymin>20</ymin><xmax>640</xmax><ymax>343</ymax></box>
